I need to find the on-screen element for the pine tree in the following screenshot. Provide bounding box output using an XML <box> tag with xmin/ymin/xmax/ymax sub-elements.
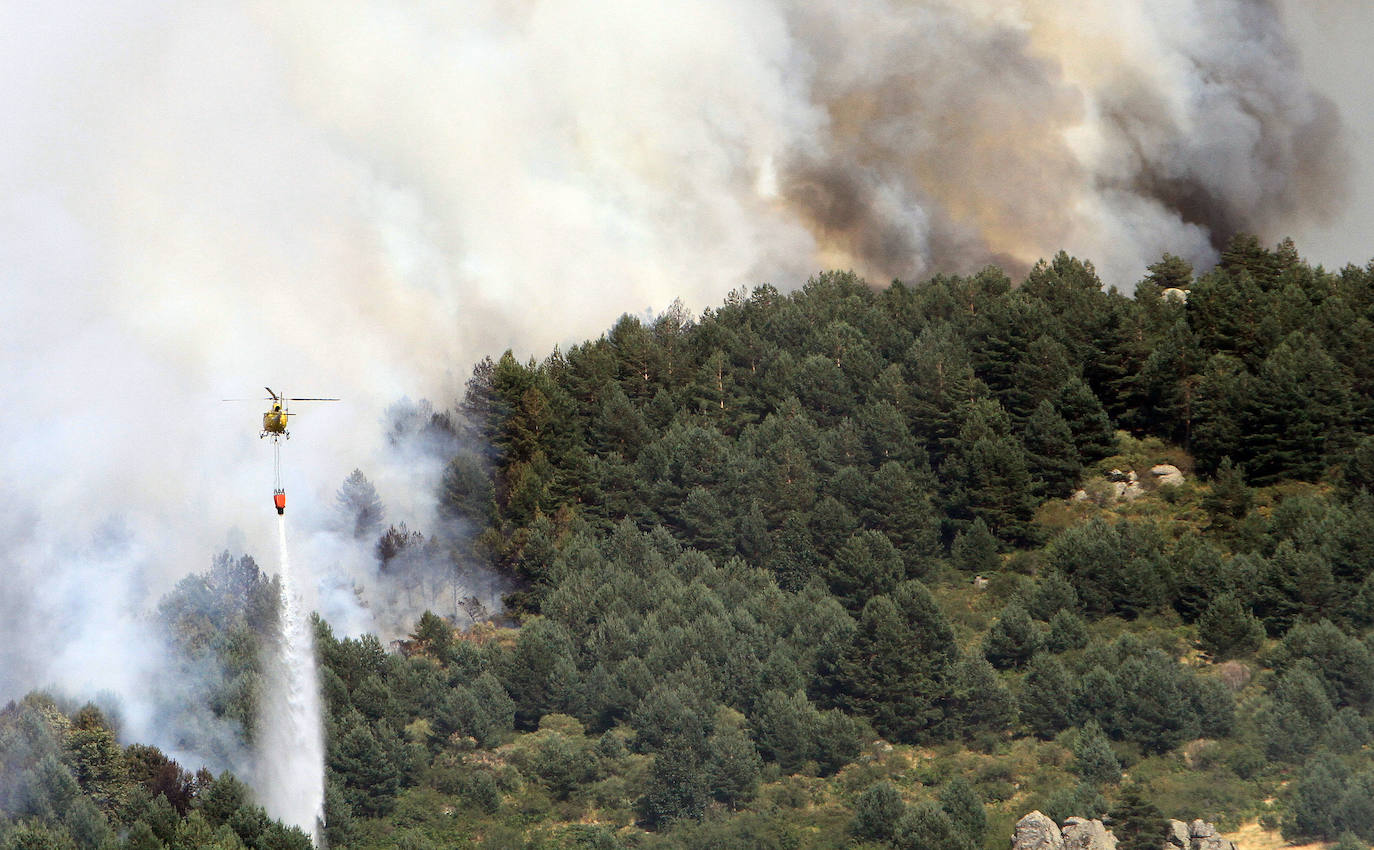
<box><xmin>1144</xmin><ymin>253</ymin><xmax>1194</xmax><ymax>290</ymax></box>
<box><xmin>1073</xmin><ymin>721</ymin><xmax>1121</xmax><ymax>785</ymax></box>
<box><xmin>1245</xmin><ymin>333</ymin><xmax>1353</xmax><ymax>483</ymax></box>
<box><xmin>826</xmin><ymin>529</ymin><xmax>906</xmax><ymax>610</ymax></box>
<box><xmin>892</xmin><ymin>799</ymin><xmax>976</xmax><ymax>850</ymax></box>
<box><xmin>1023</xmin><ymin>399</ymin><xmax>1083</xmax><ymax>497</ymax></box>
<box><xmin>638</xmin><ymin>737</ymin><xmax>709</xmax><ymax>827</ymax></box>
<box><xmin>1046</xmin><ymin>609</ymin><xmax>1089</xmax><ymax>652</ymax></box>
<box><xmin>1108</xmin><ymin>783</ymin><xmax>1169</xmax><ymax>850</ymax></box>
<box><xmin>1286</xmin><ymin>752</ymin><xmax>1348</xmax><ymax>840</ymax></box>
<box><xmin>1019</xmin><ymin>653</ymin><xmax>1072</xmax><ymax>738</ymax></box>
<box><xmin>822</xmin><ymin>581</ymin><xmax>958</xmax><ymax>743</ymax></box>
<box><xmin>1027</xmin><ymin>571</ymin><xmax>1080</xmax><ymax>621</ymax></box>
<box><xmin>1196</xmin><ymin>594</ymin><xmax>1264</xmax><ymax>659</ymax></box>
<box><xmin>951</xmin><ymin>517</ymin><xmax>999</xmax><ymax>574</ymax></box>
<box><xmin>336</xmin><ymin>469</ymin><xmax>386</xmax><ymax>540</ymax></box>
<box><xmin>1260</xmin><ymin>662</ymin><xmax>1334</xmax><ymax>761</ymax></box>
<box><xmin>705</xmin><ymin>723</ymin><xmax>762</xmax><ymax>809</ymax></box>
<box><xmin>1055</xmin><ymin>376</ymin><xmax>1117</xmax><ymax>463</ymax></box>
<box><xmin>1341</xmin><ymin>434</ymin><xmax>1374</xmax><ymax>497</ymax></box>
<box><xmin>982</xmin><ymin>602</ymin><xmax>1044</xmax><ymax>669</ymax></box>
<box><xmin>851</xmin><ymin>781</ymin><xmax>906</xmax><ymax>842</ymax></box>
<box><xmin>939</xmin><ymin>777</ymin><xmax>987</xmax><ymax>846</ymax></box>
<box><xmin>947</xmin><ymin>654</ymin><xmax>1018</xmax><ymax>739</ymax></box>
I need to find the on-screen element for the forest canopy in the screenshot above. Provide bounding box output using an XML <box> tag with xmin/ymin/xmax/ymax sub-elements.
<box><xmin>7</xmin><ymin>236</ymin><xmax>1374</xmax><ymax>849</ymax></box>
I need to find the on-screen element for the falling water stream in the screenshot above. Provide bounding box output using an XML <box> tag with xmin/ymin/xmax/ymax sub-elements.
<box><xmin>258</xmin><ymin>514</ymin><xmax>326</xmax><ymax>846</ymax></box>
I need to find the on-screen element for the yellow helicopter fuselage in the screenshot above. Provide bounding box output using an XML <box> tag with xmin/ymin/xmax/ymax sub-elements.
<box><xmin>262</xmin><ymin>404</ymin><xmax>290</xmax><ymax>437</ymax></box>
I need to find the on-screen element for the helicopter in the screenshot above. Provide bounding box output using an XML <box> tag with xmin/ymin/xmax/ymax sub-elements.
<box><xmin>259</xmin><ymin>387</ymin><xmax>338</xmax><ymax>440</ymax></box>
<box><xmin>225</xmin><ymin>388</ymin><xmax>338</xmax><ymax>513</ymax></box>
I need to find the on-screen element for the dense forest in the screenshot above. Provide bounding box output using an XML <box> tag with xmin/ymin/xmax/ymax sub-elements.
<box><xmin>7</xmin><ymin>235</ymin><xmax>1374</xmax><ymax>849</ymax></box>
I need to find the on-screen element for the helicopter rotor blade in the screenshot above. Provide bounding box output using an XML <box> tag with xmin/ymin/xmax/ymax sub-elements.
<box><xmin>265</xmin><ymin>387</ymin><xmax>280</xmax><ymax>401</ymax></box>
<box><xmin>287</xmin><ymin>397</ymin><xmax>340</xmax><ymax>401</ymax></box>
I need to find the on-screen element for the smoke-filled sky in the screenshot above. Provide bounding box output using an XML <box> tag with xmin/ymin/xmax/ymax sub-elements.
<box><xmin>2</xmin><ymin>0</ymin><xmax>1371</xmax><ymax>769</ymax></box>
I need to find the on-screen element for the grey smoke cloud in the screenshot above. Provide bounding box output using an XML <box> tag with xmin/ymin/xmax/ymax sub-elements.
<box><xmin>0</xmin><ymin>0</ymin><xmax>1364</xmax><ymax>781</ymax></box>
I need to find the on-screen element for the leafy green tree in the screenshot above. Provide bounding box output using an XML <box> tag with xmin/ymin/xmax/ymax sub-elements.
<box><xmin>942</xmin><ymin>429</ymin><xmax>1038</xmax><ymax>546</ymax></box>
<box><xmin>1322</xmin><ymin>707</ymin><xmax>1371</xmax><ymax>755</ymax></box>
<box><xmin>904</xmin><ymin>323</ymin><xmax>986</xmax><ymax>466</ymax></box>
<box><xmin>871</xmin><ymin>461</ymin><xmax>941</xmax><ymax>577</ymax></box>
<box><xmin>11</xmin><ymin>751</ymin><xmax>78</xmax><ymax>822</ymax></box>
<box><xmin>808</xmin><ymin>496</ymin><xmax>860</xmax><ymax>561</ymax></box>
<box><xmin>1269</xmin><ymin>620</ymin><xmax>1374</xmax><ymax>711</ymax></box>
<box><xmin>592</xmin><ymin>382</ymin><xmax>651</xmax><ymax>458</ymax></box>
<box><xmin>533</xmin><ymin>732</ymin><xmax>586</xmax><ymax>801</ymax></box>
<box><xmin>1129</xmin><ymin>317</ymin><xmax>1204</xmax><ymax>442</ymax></box>
<box><xmin>1170</xmin><ymin>537</ymin><xmax>1231</xmax><ymax>621</ymax></box>
<box><xmin>1244</xmin><ymin>334</ymin><xmax>1353</xmax><ymax>483</ymax></box>
<box><xmin>749</xmin><ymin>690</ymin><xmax>816</xmax><ymax>774</ymax></box>
<box><xmin>1114</xmin><ymin>651</ymin><xmax>1202</xmax><ymax>754</ymax></box>
<box><xmin>1336</xmin><ymin>774</ymin><xmax>1374</xmax><ymax>845</ymax></box>
<box><xmin>1047</xmin><ymin>519</ymin><xmax>1167</xmax><ymax>618</ymax></box>
<box><xmin>765</xmin><ymin>510</ymin><xmax>821</xmax><ymax>592</ymax></box>
<box><xmin>124</xmin><ymin>820</ymin><xmax>165</xmax><ymax>850</ymax></box>
<box><xmin>1333</xmin><ymin>832</ymin><xmax>1369</xmax><ymax>850</ymax></box>
<box><xmin>1192</xmin><ymin>256</ymin><xmax>1273</xmax><ymax>361</ymax></box>
<box><xmin>1253</xmin><ymin>542</ymin><xmax>1337</xmax><ymax>636</ymax></box>
<box><xmin>1340</xmin><ymin>434</ymin><xmax>1374</xmax><ymax>497</ymax></box>
<box><xmin>1040</xmin><ymin>783</ymin><xmax>1109</xmax><ymax>826</ymax></box>
<box><xmin>631</xmin><ymin>683</ymin><xmax>712</xmax><ymax>757</ymax></box>
<box><xmin>61</xmin><ymin>797</ymin><xmax>109</xmax><ymax>850</ymax></box>
<box><xmin>328</xmin><ymin>715</ymin><xmax>405</xmax><ymax>817</ymax></box>
<box><xmin>1144</xmin><ymin>253</ymin><xmax>1194</xmax><ymax>290</ymax></box>
<box><xmin>1192</xmin><ymin>673</ymin><xmax>1237</xmax><ymax>739</ymax></box>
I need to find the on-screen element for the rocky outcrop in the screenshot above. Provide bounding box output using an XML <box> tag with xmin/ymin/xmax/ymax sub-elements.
<box><xmin>1105</xmin><ymin>469</ymin><xmax>1144</xmax><ymax>500</ymax></box>
<box><xmin>1062</xmin><ymin>817</ymin><xmax>1117</xmax><ymax>850</ymax></box>
<box><xmin>1071</xmin><ymin>465</ymin><xmax>1185</xmax><ymax>504</ymax></box>
<box><xmin>1188</xmin><ymin>819</ymin><xmax>1237</xmax><ymax>850</ymax></box>
<box><xmin>1013</xmin><ymin>811</ymin><xmax>1064</xmax><ymax>850</ymax></box>
<box><xmin>1150</xmin><ymin>464</ymin><xmax>1185</xmax><ymax>486</ymax></box>
<box><xmin>1011</xmin><ymin>813</ymin><xmax>1236</xmax><ymax>850</ymax></box>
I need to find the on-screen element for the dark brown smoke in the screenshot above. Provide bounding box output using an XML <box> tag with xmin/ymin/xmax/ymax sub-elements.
<box><xmin>773</xmin><ymin>1</ymin><xmax>1348</xmax><ymax>283</ymax></box>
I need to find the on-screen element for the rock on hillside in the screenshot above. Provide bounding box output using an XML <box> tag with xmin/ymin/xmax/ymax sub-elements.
<box><xmin>1012</xmin><ymin>812</ymin><xmax>1237</xmax><ymax>850</ymax></box>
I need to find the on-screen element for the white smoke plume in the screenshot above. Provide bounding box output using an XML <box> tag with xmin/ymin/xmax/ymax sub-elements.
<box><xmin>0</xmin><ymin>0</ymin><xmax>1366</xmax><ymax>796</ymax></box>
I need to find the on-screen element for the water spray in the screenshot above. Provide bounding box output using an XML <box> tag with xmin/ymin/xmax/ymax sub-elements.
<box><xmin>257</xmin><ymin>513</ymin><xmax>327</xmax><ymax>845</ymax></box>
